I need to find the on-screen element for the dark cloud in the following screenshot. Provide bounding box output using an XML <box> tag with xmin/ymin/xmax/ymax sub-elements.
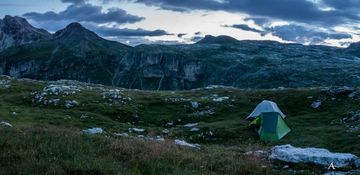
<box><xmin>177</xmin><ymin>33</ymin><xmax>187</xmax><ymax>38</ymax></box>
<box><xmin>224</xmin><ymin>24</ymin><xmax>263</xmax><ymax>33</ymax></box>
<box><xmin>23</xmin><ymin>3</ymin><xmax>144</xmax><ymax>25</ymax></box>
<box><xmin>226</xmin><ymin>21</ymin><xmax>352</xmax><ymax>45</ymax></box>
<box><xmin>266</xmin><ymin>24</ymin><xmax>352</xmax><ymax>44</ymax></box>
<box><xmin>61</xmin><ymin>0</ymin><xmax>86</xmax><ymax>4</ymax></box>
<box><xmin>134</xmin><ymin>0</ymin><xmax>360</xmax><ymax>26</ymax></box>
<box><xmin>94</xmin><ymin>25</ymin><xmax>171</xmax><ymax>36</ymax></box>
<box><xmin>244</xmin><ymin>17</ymin><xmax>269</xmax><ymax>26</ymax></box>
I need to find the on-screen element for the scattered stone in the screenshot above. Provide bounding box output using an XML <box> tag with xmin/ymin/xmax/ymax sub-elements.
<box><xmin>80</xmin><ymin>114</ymin><xmax>89</xmax><ymax>119</ymax></box>
<box><xmin>83</xmin><ymin>127</ymin><xmax>103</xmax><ymax>135</ymax></box>
<box><xmin>212</xmin><ymin>96</ymin><xmax>229</xmax><ymax>102</ymax></box>
<box><xmin>145</xmin><ymin>136</ymin><xmax>165</xmax><ymax>142</ymax></box>
<box><xmin>102</xmin><ymin>89</ymin><xmax>131</xmax><ymax>104</ymax></box>
<box><xmin>189</xmin><ymin>109</ymin><xmax>215</xmax><ymax>117</ymax></box>
<box><xmin>162</xmin><ymin>129</ymin><xmax>170</xmax><ymax>134</ymax></box>
<box><xmin>184</xmin><ymin>123</ymin><xmax>198</xmax><ymax>127</ymax></box>
<box><xmin>47</xmin><ymin>99</ymin><xmax>60</xmax><ymax>106</ymax></box>
<box><xmin>269</xmin><ymin>144</ymin><xmax>360</xmax><ymax>168</ymax></box>
<box><xmin>165</xmin><ymin>121</ymin><xmax>174</xmax><ymax>126</ymax></box>
<box><xmin>311</xmin><ymin>100</ymin><xmax>322</xmax><ymax>109</ymax></box>
<box><xmin>190</xmin><ymin>127</ymin><xmax>200</xmax><ymax>132</ymax></box>
<box><xmin>283</xmin><ymin>165</ymin><xmax>290</xmax><ymax>169</ymax></box>
<box><xmin>165</xmin><ymin>97</ymin><xmax>191</xmax><ymax>103</ymax></box>
<box><xmin>321</xmin><ymin>87</ymin><xmax>355</xmax><ymax>96</ymax></box>
<box><xmin>190</xmin><ymin>101</ymin><xmax>199</xmax><ymax>108</ymax></box>
<box><xmin>114</xmin><ymin>132</ymin><xmax>129</xmax><ymax>137</ymax></box>
<box><xmin>129</xmin><ymin>128</ymin><xmax>145</xmax><ymax>133</ymax></box>
<box><xmin>0</xmin><ymin>79</ymin><xmax>11</xmax><ymax>89</ymax></box>
<box><xmin>244</xmin><ymin>150</ymin><xmax>269</xmax><ymax>158</ymax></box>
<box><xmin>341</xmin><ymin>111</ymin><xmax>360</xmax><ymax>133</ymax></box>
<box><xmin>323</xmin><ymin>171</ymin><xmax>347</xmax><ymax>175</ymax></box>
<box><xmin>348</xmin><ymin>91</ymin><xmax>357</xmax><ymax>98</ymax></box>
<box><xmin>0</xmin><ymin>121</ymin><xmax>12</xmax><ymax>127</ymax></box>
<box><xmin>43</xmin><ymin>84</ymin><xmax>80</xmax><ymax>95</ymax></box>
<box><xmin>174</xmin><ymin>139</ymin><xmax>200</xmax><ymax>149</ymax></box>
<box><xmin>65</xmin><ymin>100</ymin><xmax>79</xmax><ymax>109</ymax></box>
<box><xmin>11</xmin><ymin>112</ymin><xmax>17</xmax><ymax>116</ymax></box>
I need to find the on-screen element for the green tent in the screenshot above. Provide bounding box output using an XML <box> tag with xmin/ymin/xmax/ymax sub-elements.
<box><xmin>255</xmin><ymin>112</ymin><xmax>291</xmax><ymax>141</ymax></box>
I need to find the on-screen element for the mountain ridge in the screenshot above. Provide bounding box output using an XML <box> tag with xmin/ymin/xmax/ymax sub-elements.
<box><xmin>0</xmin><ymin>15</ymin><xmax>360</xmax><ymax>90</ymax></box>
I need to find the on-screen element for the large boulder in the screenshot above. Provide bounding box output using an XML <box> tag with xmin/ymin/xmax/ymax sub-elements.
<box><xmin>269</xmin><ymin>144</ymin><xmax>360</xmax><ymax>168</ymax></box>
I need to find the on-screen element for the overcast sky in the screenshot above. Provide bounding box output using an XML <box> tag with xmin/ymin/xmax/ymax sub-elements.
<box><xmin>1</xmin><ymin>0</ymin><xmax>359</xmax><ymax>47</ymax></box>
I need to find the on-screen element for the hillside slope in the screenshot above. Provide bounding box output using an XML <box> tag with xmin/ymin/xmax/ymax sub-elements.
<box><xmin>0</xmin><ymin>76</ymin><xmax>359</xmax><ymax>174</ymax></box>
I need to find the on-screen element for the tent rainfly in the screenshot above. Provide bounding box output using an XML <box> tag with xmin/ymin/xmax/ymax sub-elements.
<box><xmin>247</xmin><ymin>100</ymin><xmax>291</xmax><ymax>141</ymax></box>
<box><xmin>247</xmin><ymin>100</ymin><xmax>286</xmax><ymax>119</ymax></box>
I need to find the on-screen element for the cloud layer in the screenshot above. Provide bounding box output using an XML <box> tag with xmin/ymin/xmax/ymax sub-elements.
<box><xmin>24</xmin><ymin>3</ymin><xmax>144</xmax><ymax>24</ymax></box>
<box><xmin>134</xmin><ymin>0</ymin><xmax>360</xmax><ymax>26</ymax></box>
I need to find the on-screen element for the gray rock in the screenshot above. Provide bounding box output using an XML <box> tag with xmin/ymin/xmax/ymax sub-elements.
<box><xmin>311</xmin><ymin>100</ymin><xmax>322</xmax><ymax>109</ymax></box>
<box><xmin>174</xmin><ymin>139</ymin><xmax>200</xmax><ymax>149</ymax></box>
<box><xmin>270</xmin><ymin>144</ymin><xmax>360</xmax><ymax>168</ymax></box>
<box><xmin>162</xmin><ymin>129</ymin><xmax>170</xmax><ymax>134</ymax></box>
<box><xmin>190</xmin><ymin>101</ymin><xmax>199</xmax><ymax>108</ymax></box>
<box><xmin>0</xmin><ymin>121</ymin><xmax>12</xmax><ymax>127</ymax></box>
<box><xmin>83</xmin><ymin>127</ymin><xmax>103</xmax><ymax>135</ymax></box>
<box><xmin>65</xmin><ymin>100</ymin><xmax>79</xmax><ymax>109</ymax></box>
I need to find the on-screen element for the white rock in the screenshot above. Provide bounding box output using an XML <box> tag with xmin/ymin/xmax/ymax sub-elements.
<box><xmin>269</xmin><ymin>144</ymin><xmax>360</xmax><ymax>168</ymax></box>
<box><xmin>11</xmin><ymin>112</ymin><xmax>17</xmax><ymax>116</ymax></box>
<box><xmin>190</xmin><ymin>127</ymin><xmax>200</xmax><ymax>132</ymax></box>
<box><xmin>83</xmin><ymin>127</ymin><xmax>103</xmax><ymax>135</ymax></box>
<box><xmin>130</xmin><ymin>128</ymin><xmax>145</xmax><ymax>132</ymax></box>
<box><xmin>80</xmin><ymin>114</ymin><xmax>89</xmax><ymax>119</ymax></box>
<box><xmin>114</xmin><ymin>132</ymin><xmax>129</xmax><ymax>137</ymax></box>
<box><xmin>184</xmin><ymin>123</ymin><xmax>198</xmax><ymax>127</ymax></box>
<box><xmin>162</xmin><ymin>129</ymin><xmax>170</xmax><ymax>134</ymax></box>
<box><xmin>0</xmin><ymin>121</ymin><xmax>12</xmax><ymax>127</ymax></box>
<box><xmin>65</xmin><ymin>100</ymin><xmax>79</xmax><ymax>108</ymax></box>
<box><xmin>348</xmin><ymin>92</ymin><xmax>357</xmax><ymax>98</ymax></box>
<box><xmin>190</xmin><ymin>101</ymin><xmax>199</xmax><ymax>108</ymax></box>
<box><xmin>212</xmin><ymin>96</ymin><xmax>229</xmax><ymax>102</ymax></box>
<box><xmin>166</xmin><ymin>121</ymin><xmax>174</xmax><ymax>126</ymax></box>
<box><xmin>311</xmin><ymin>101</ymin><xmax>322</xmax><ymax>109</ymax></box>
<box><xmin>174</xmin><ymin>139</ymin><xmax>200</xmax><ymax>149</ymax></box>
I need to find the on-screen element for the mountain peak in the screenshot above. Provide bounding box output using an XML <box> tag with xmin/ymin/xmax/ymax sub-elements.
<box><xmin>196</xmin><ymin>35</ymin><xmax>239</xmax><ymax>45</ymax></box>
<box><xmin>0</xmin><ymin>15</ymin><xmax>51</xmax><ymax>51</ymax></box>
<box><xmin>54</xmin><ymin>22</ymin><xmax>101</xmax><ymax>41</ymax></box>
<box><xmin>66</xmin><ymin>22</ymin><xmax>85</xmax><ymax>29</ymax></box>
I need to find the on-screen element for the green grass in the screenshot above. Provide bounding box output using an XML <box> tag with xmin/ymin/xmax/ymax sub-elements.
<box><xmin>0</xmin><ymin>77</ymin><xmax>359</xmax><ymax>174</ymax></box>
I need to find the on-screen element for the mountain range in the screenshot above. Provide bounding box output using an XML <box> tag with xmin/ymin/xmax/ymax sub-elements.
<box><xmin>1</xmin><ymin>15</ymin><xmax>360</xmax><ymax>90</ymax></box>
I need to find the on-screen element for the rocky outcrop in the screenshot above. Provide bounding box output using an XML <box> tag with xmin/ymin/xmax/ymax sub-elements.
<box><xmin>269</xmin><ymin>144</ymin><xmax>360</xmax><ymax>168</ymax></box>
<box><xmin>0</xmin><ymin>15</ymin><xmax>51</xmax><ymax>51</ymax></box>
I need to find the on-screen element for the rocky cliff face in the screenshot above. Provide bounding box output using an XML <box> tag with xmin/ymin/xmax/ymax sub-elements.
<box><xmin>0</xmin><ymin>16</ymin><xmax>360</xmax><ymax>90</ymax></box>
<box><xmin>0</xmin><ymin>15</ymin><xmax>51</xmax><ymax>51</ymax></box>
